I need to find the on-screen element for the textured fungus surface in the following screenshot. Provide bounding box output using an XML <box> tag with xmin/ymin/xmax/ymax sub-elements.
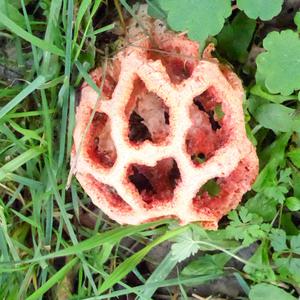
<box><xmin>71</xmin><ymin>5</ymin><xmax>259</xmax><ymax>229</ymax></box>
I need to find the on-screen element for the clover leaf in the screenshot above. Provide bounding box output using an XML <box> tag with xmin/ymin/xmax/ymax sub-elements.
<box><xmin>256</xmin><ymin>30</ymin><xmax>300</xmax><ymax>96</ymax></box>
<box><xmin>148</xmin><ymin>0</ymin><xmax>231</xmax><ymax>47</ymax></box>
<box><xmin>237</xmin><ymin>0</ymin><xmax>283</xmax><ymax>21</ymax></box>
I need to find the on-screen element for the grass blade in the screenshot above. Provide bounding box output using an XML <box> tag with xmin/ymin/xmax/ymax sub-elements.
<box><xmin>1</xmin><ymin>220</ymin><xmax>171</xmax><ymax>266</ymax></box>
<box><xmin>26</xmin><ymin>257</ymin><xmax>79</xmax><ymax>300</ymax></box>
<box><xmin>87</xmin><ymin>23</ymin><xmax>115</xmax><ymax>37</ymax></box>
<box><xmin>0</xmin><ymin>11</ymin><xmax>64</xmax><ymax>57</ymax></box>
<box><xmin>99</xmin><ymin>226</ymin><xmax>188</xmax><ymax>294</ymax></box>
<box><xmin>75</xmin><ymin>60</ymin><xmax>101</xmax><ymax>94</ymax></box>
<box><xmin>72</xmin><ymin>0</ymin><xmax>91</xmax><ymax>48</ymax></box>
<box><xmin>138</xmin><ymin>252</ymin><xmax>178</xmax><ymax>299</ymax></box>
<box><xmin>5</xmin><ymin>174</ymin><xmax>43</xmax><ymax>189</ymax></box>
<box><xmin>57</xmin><ymin>0</ymin><xmax>73</xmax><ymax>169</ymax></box>
<box><xmin>0</xmin><ymin>76</ymin><xmax>45</xmax><ymax>119</ymax></box>
<box><xmin>0</xmin><ymin>147</ymin><xmax>45</xmax><ymax>182</ymax></box>
<box><xmin>80</xmin><ymin>274</ymin><xmax>221</xmax><ymax>300</ymax></box>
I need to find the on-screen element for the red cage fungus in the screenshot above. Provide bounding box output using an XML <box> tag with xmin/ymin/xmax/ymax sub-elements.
<box><xmin>71</xmin><ymin>6</ymin><xmax>259</xmax><ymax>229</ymax></box>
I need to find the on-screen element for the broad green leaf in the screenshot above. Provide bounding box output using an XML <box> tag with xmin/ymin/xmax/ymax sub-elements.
<box><xmin>181</xmin><ymin>253</ymin><xmax>229</xmax><ymax>276</ymax></box>
<box><xmin>217</xmin><ymin>12</ymin><xmax>256</xmax><ymax>63</ymax></box>
<box><xmin>285</xmin><ymin>197</ymin><xmax>300</xmax><ymax>211</ymax></box>
<box><xmin>245</xmin><ymin>194</ymin><xmax>277</xmax><ymax>221</ymax></box>
<box><xmin>237</xmin><ymin>0</ymin><xmax>283</xmax><ymax>21</ymax></box>
<box><xmin>253</xmin><ymin>177</ymin><xmax>282</xmax><ymax>201</ymax></box>
<box><xmin>244</xmin><ymin>241</ymin><xmax>276</xmax><ymax>282</ymax></box>
<box><xmin>258</xmin><ymin>132</ymin><xmax>291</xmax><ymax>169</ymax></box>
<box><xmin>269</xmin><ymin>229</ymin><xmax>287</xmax><ymax>252</ymax></box>
<box><xmin>256</xmin><ymin>30</ymin><xmax>300</xmax><ymax>96</ymax></box>
<box><xmin>294</xmin><ymin>11</ymin><xmax>300</xmax><ymax>32</ymax></box>
<box><xmin>275</xmin><ymin>256</ymin><xmax>300</xmax><ymax>281</ymax></box>
<box><xmin>289</xmin><ymin>258</ymin><xmax>300</xmax><ymax>276</ymax></box>
<box><xmin>279</xmin><ymin>168</ymin><xmax>292</xmax><ymax>184</ymax></box>
<box><xmin>171</xmin><ymin>228</ymin><xmax>202</xmax><ymax>262</ymax></box>
<box><xmin>250</xmin><ymin>85</ymin><xmax>298</xmax><ymax>104</ymax></box>
<box><xmin>281</xmin><ymin>213</ymin><xmax>299</xmax><ymax>236</ymax></box>
<box><xmin>171</xmin><ymin>225</ymin><xmax>225</xmax><ymax>262</ymax></box>
<box><xmin>249</xmin><ymin>283</ymin><xmax>296</xmax><ymax>300</ymax></box>
<box><xmin>251</xmin><ymin>103</ymin><xmax>300</xmax><ymax>133</ymax></box>
<box><xmin>149</xmin><ymin>0</ymin><xmax>232</xmax><ymax>47</ymax></box>
<box><xmin>287</xmin><ymin>149</ymin><xmax>300</xmax><ymax>168</ymax></box>
<box><xmin>264</xmin><ymin>186</ymin><xmax>288</xmax><ymax>205</ymax></box>
<box><xmin>293</xmin><ymin>171</ymin><xmax>300</xmax><ymax>198</ymax></box>
<box><xmin>290</xmin><ymin>234</ymin><xmax>300</xmax><ymax>254</ymax></box>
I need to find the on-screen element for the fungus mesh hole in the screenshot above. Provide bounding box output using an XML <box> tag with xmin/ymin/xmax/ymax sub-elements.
<box><xmin>186</xmin><ymin>87</ymin><xmax>226</xmax><ymax>166</ymax></box>
<box><xmin>147</xmin><ymin>46</ymin><xmax>195</xmax><ymax>85</ymax></box>
<box><xmin>193</xmin><ymin>158</ymin><xmax>252</xmax><ymax>217</ymax></box>
<box><xmin>86</xmin><ymin>112</ymin><xmax>117</xmax><ymax>168</ymax></box>
<box><xmin>127</xmin><ymin>78</ymin><xmax>170</xmax><ymax>144</ymax></box>
<box><xmin>193</xmin><ymin>177</ymin><xmax>221</xmax><ymax>214</ymax></box>
<box><xmin>151</xmin><ymin>52</ymin><xmax>195</xmax><ymax>84</ymax></box>
<box><xmin>127</xmin><ymin>158</ymin><xmax>181</xmax><ymax>205</ymax></box>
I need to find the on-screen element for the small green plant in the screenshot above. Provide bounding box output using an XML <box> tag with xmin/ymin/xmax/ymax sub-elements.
<box><xmin>148</xmin><ymin>0</ymin><xmax>284</xmax><ymax>46</ymax></box>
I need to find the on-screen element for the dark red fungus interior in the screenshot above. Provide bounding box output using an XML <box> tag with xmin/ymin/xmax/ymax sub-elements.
<box><xmin>127</xmin><ymin>158</ymin><xmax>181</xmax><ymax>205</ymax></box>
<box><xmin>186</xmin><ymin>88</ymin><xmax>225</xmax><ymax>166</ymax></box>
<box><xmin>148</xmin><ymin>49</ymin><xmax>195</xmax><ymax>84</ymax></box>
<box><xmin>86</xmin><ymin>111</ymin><xmax>117</xmax><ymax>168</ymax></box>
<box><xmin>87</xmin><ymin>175</ymin><xmax>132</xmax><ymax>211</ymax></box>
<box><xmin>193</xmin><ymin>158</ymin><xmax>251</xmax><ymax>216</ymax></box>
<box><xmin>94</xmin><ymin>73</ymin><xmax>117</xmax><ymax>100</ymax></box>
<box><xmin>129</xmin><ymin>111</ymin><xmax>152</xmax><ymax>143</ymax></box>
<box><xmin>127</xmin><ymin>78</ymin><xmax>170</xmax><ymax>144</ymax></box>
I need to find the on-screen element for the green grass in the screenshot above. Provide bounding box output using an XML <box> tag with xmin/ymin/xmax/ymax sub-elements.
<box><xmin>0</xmin><ymin>1</ymin><xmax>300</xmax><ymax>299</ymax></box>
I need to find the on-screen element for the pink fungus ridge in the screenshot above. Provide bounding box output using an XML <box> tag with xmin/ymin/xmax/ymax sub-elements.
<box><xmin>71</xmin><ymin>6</ymin><xmax>258</xmax><ymax>229</ymax></box>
